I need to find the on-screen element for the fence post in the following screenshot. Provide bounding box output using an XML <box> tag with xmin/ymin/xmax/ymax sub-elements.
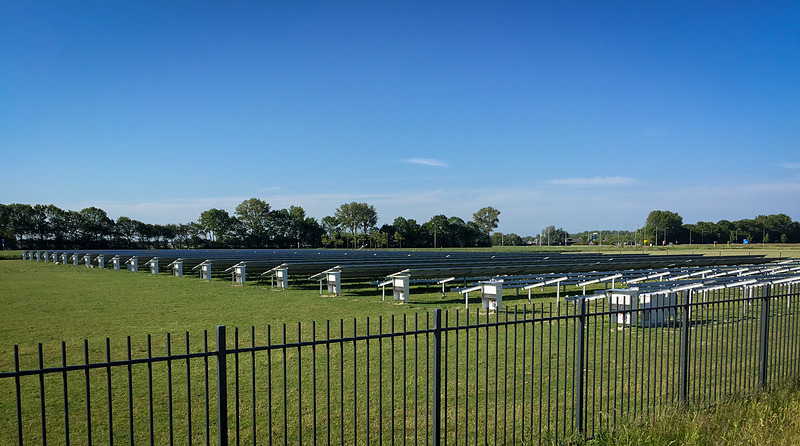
<box><xmin>432</xmin><ymin>309</ymin><xmax>442</xmax><ymax>446</ymax></box>
<box><xmin>758</xmin><ymin>285</ymin><xmax>771</xmax><ymax>389</ymax></box>
<box><xmin>216</xmin><ymin>325</ymin><xmax>228</xmax><ymax>446</ymax></box>
<box><xmin>574</xmin><ymin>298</ymin><xmax>586</xmax><ymax>433</ymax></box>
<box><xmin>679</xmin><ymin>290</ymin><xmax>691</xmax><ymax>405</ymax></box>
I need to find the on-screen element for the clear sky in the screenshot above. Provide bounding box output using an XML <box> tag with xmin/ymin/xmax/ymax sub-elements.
<box><xmin>2</xmin><ymin>1</ymin><xmax>798</xmax><ymax>235</ymax></box>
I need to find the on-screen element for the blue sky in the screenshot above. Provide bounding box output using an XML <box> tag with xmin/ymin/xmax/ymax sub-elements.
<box><xmin>2</xmin><ymin>1</ymin><xmax>798</xmax><ymax>235</ymax></box>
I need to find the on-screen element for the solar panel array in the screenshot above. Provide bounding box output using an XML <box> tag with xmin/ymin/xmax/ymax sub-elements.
<box><xmin>24</xmin><ymin>247</ymin><xmax>772</xmax><ymax>281</ymax></box>
<box><xmin>23</xmin><ymin>249</ymin><xmax>800</xmax><ymax>307</ymax></box>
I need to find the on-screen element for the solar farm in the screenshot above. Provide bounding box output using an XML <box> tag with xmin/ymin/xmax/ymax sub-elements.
<box><xmin>17</xmin><ymin>248</ymin><xmax>800</xmax><ymax>310</ymax></box>
<box><xmin>5</xmin><ymin>249</ymin><xmax>800</xmax><ymax>445</ymax></box>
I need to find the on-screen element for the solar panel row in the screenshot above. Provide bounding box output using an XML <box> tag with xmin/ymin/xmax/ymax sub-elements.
<box><xmin>24</xmin><ymin>248</ymin><xmax>771</xmax><ymax>281</ymax></box>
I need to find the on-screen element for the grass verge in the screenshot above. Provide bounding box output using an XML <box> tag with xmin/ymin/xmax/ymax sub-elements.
<box><xmin>588</xmin><ymin>378</ymin><xmax>800</xmax><ymax>446</ymax></box>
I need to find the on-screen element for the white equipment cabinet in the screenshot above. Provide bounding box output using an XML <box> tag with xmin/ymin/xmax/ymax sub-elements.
<box><xmin>225</xmin><ymin>262</ymin><xmax>246</xmax><ymax>285</ymax></box>
<box><xmin>326</xmin><ymin>271</ymin><xmax>341</xmax><ymax>295</ymax></box>
<box><xmin>275</xmin><ymin>267</ymin><xmax>289</xmax><ymax>289</ymax></box>
<box><xmin>200</xmin><ymin>262</ymin><xmax>212</xmax><ymax>281</ymax></box>
<box><xmin>147</xmin><ymin>257</ymin><xmax>159</xmax><ymax>275</ymax></box>
<box><xmin>168</xmin><ymin>259</ymin><xmax>183</xmax><ymax>277</ymax></box>
<box><xmin>481</xmin><ymin>280</ymin><xmax>504</xmax><ymax>312</ymax></box>
<box><xmin>234</xmin><ymin>263</ymin><xmax>246</xmax><ymax>285</ymax></box>
<box><xmin>392</xmin><ymin>274</ymin><xmax>410</xmax><ymax>302</ymax></box>
<box><xmin>607</xmin><ymin>288</ymin><xmax>678</xmax><ymax>327</ymax></box>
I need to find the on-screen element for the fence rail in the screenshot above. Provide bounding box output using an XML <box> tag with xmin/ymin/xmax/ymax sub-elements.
<box><xmin>2</xmin><ymin>283</ymin><xmax>800</xmax><ymax>445</ymax></box>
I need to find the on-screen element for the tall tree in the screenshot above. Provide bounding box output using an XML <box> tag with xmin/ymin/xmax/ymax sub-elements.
<box><xmin>393</xmin><ymin>217</ymin><xmax>425</xmax><ymax>248</ymax></box>
<box><xmin>266</xmin><ymin>208</ymin><xmax>292</xmax><ymax>247</ymax></box>
<box><xmin>185</xmin><ymin>222</ymin><xmax>205</xmax><ymax>248</ymax></box>
<box><xmin>79</xmin><ymin>207</ymin><xmax>113</xmax><ymax>247</ymax></box>
<box><xmin>8</xmin><ymin>203</ymin><xmax>34</xmax><ymax>248</ymax></box>
<box><xmin>716</xmin><ymin>219</ymin><xmax>735</xmax><ymax>243</ymax></box>
<box><xmin>473</xmin><ymin>206</ymin><xmax>501</xmax><ymax>235</ymax></box>
<box><xmin>198</xmin><ymin>208</ymin><xmax>233</xmax><ymax>243</ymax></box>
<box><xmin>334</xmin><ymin>202</ymin><xmax>377</xmax><ymax>248</ymax></box>
<box><xmin>694</xmin><ymin>221</ymin><xmax>717</xmax><ymax>244</ymax></box>
<box><xmin>540</xmin><ymin>225</ymin><xmax>568</xmax><ymax>246</ymax></box>
<box><xmin>31</xmin><ymin>204</ymin><xmax>50</xmax><ymax>245</ymax></box>
<box><xmin>423</xmin><ymin>214</ymin><xmax>450</xmax><ymax>248</ymax></box>
<box><xmin>0</xmin><ymin>204</ymin><xmax>11</xmax><ymax>248</ymax></box>
<box><xmin>63</xmin><ymin>210</ymin><xmax>83</xmax><ymax>248</ymax></box>
<box><xmin>235</xmin><ymin>198</ymin><xmax>271</xmax><ymax>245</ymax></box>
<box><xmin>733</xmin><ymin>219</ymin><xmax>756</xmax><ymax>243</ymax></box>
<box><xmin>645</xmin><ymin>210</ymin><xmax>683</xmax><ymax>245</ymax></box>
<box><xmin>115</xmin><ymin>216</ymin><xmax>141</xmax><ymax>248</ymax></box>
<box><xmin>44</xmin><ymin>205</ymin><xmax>69</xmax><ymax>248</ymax></box>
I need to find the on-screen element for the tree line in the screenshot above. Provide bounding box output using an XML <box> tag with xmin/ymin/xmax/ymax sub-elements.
<box><xmin>641</xmin><ymin>210</ymin><xmax>800</xmax><ymax>245</ymax></box>
<box><xmin>2</xmin><ymin>202</ymin><xmax>796</xmax><ymax>250</ymax></box>
<box><xmin>0</xmin><ymin>201</ymin><xmax>502</xmax><ymax>250</ymax></box>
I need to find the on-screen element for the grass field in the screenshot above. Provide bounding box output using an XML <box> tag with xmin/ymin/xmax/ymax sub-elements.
<box><xmin>3</xmin><ymin>245</ymin><xmax>798</xmax><ymax>348</ymax></box>
<box><xmin>588</xmin><ymin>377</ymin><xmax>800</xmax><ymax>445</ymax></box>
<box><xmin>1</xmin><ymin>252</ymin><xmax>585</xmax><ymax>444</ymax></box>
<box><xmin>2</xmin><ymin>247</ymin><xmax>800</xmax><ymax>444</ymax></box>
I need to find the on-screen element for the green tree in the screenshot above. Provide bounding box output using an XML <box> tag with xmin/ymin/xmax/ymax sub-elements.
<box><xmin>31</xmin><ymin>204</ymin><xmax>50</xmax><ymax>245</ymax></box>
<box><xmin>62</xmin><ymin>210</ymin><xmax>83</xmax><ymax>249</ymax></box>
<box><xmin>393</xmin><ymin>231</ymin><xmax>405</xmax><ymax>249</ymax></box>
<box><xmin>423</xmin><ymin>214</ymin><xmax>450</xmax><ymax>248</ymax></box>
<box><xmin>0</xmin><ymin>204</ymin><xmax>16</xmax><ymax>249</ymax></box>
<box><xmin>466</xmin><ymin>221</ymin><xmax>491</xmax><ymax>247</ymax></box>
<box><xmin>198</xmin><ymin>208</ymin><xmax>233</xmax><ymax>244</ymax></box>
<box><xmin>334</xmin><ymin>202</ymin><xmax>378</xmax><ymax>248</ymax></box>
<box><xmin>393</xmin><ymin>217</ymin><xmax>425</xmax><ymax>248</ymax></box>
<box><xmin>79</xmin><ymin>206</ymin><xmax>113</xmax><ymax>248</ymax></box>
<box><xmin>286</xmin><ymin>206</ymin><xmax>322</xmax><ymax>247</ymax></box>
<box><xmin>716</xmin><ymin>219</ymin><xmax>735</xmax><ymax>243</ymax></box>
<box><xmin>298</xmin><ymin>217</ymin><xmax>323</xmax><ymax>248</ymax></box>
<box><xmin>44</xmin><ymin>205</ymin><xmax>69</xmax><ymax>248</ymax></box>
<box><xmin>645</xmin><ymin>210</ymin><xmax>683</xmax><ymax>245</ymax></box>
<box><xmin>7</xmin><ymin>203</ymin><xmax>35</xmax><ymax>248</ymax></box>
<box><xmin>115</xmin><ymin>216</ymin><xmax>142</xmax><ymax>248</ymax></box>
<box><xmin>541</xmin><ymin>225</ymin><xmax>568</xmax><ymax>246</ymax></box>
<box><xmin>447</xmin><ymin>217</ymin><xmax>470</xmax><ymax>247</ymax></box>
<box><xmin>235</xmin><ymin>198</ymin><xmax>271</xmax><ymax>245</ymax></box>
<box><xmin>185</xmin><ymin>222</ymin><xmax>205</xmax><ymax>248</ymax></box>
<box><xmin>733</xmin><ymin>219</ymin><xmax>755</xmax><ymax>243</ymax></box>
<box><xmin>472</xmin><ymin>206</ymin><xmax>501</xmax><ymax>235</ymax></box>
<box><xmin>321</xmin><ymin>216</ymin><xmax>342</xmax><ymax>248</ymax></box>
<box><xmin>694</xmin><ymin>221</ymin><xmax>717</xmax><ymax>244</ymax></box>
<box><xmin>266</xmin><ymin>208</ymin><xmax>292</xmax><ymax>247</ymax></box>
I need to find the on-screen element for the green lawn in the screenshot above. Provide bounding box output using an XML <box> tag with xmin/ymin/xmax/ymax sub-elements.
<box><xmin>0</xmin><ymin>255</ymin><xmax>558</xmax><ymax>352</ymax></box>
<box><xmin>588</xmin><ymin>377</ymin><xmax>800</xmax><ymax>446</ymax></box>
<box><xmin>0</xmin><ymin>255</ymin><xmax>578</xmax><ymax>445</ymax></box>
<box><xmin>3</xmin><ymin>248</ymin><xmax>799</xmax><ymax>445</ymax></box>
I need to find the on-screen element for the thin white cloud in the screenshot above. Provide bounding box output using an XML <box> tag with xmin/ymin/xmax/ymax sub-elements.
<box><xmin>549</xmin><ymin>176</ymin><xmax>637</xmax><ymax>187</ymax></box>
<box><xmin>405</xmin><ymin>158</ymin><xmax>449</xmax><ymax>167</ymax></box>
<box><xmin>780</xmin><ymin>162</ymin><xmax>800</xmax><ymax>169</ymax></box>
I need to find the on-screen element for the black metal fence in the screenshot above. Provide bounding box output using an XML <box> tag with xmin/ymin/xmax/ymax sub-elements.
<box><xmin>2</xmin><ymin>282</ymin><xmax>800</xmax><ymax>445</ymax></box>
